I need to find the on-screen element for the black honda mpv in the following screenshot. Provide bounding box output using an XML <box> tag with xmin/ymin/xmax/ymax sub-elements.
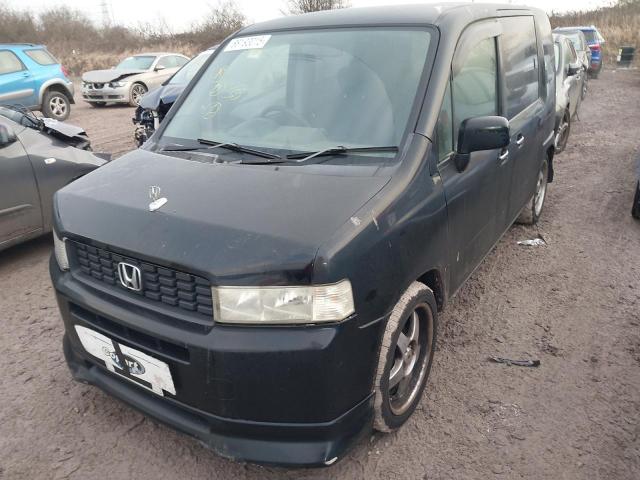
<box><xmin>51</xmin><ymin>3</ymin><xmax>556</xmax><ymax>467</ymax></box>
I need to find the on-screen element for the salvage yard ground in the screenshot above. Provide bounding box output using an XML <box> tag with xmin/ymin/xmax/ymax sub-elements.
<box><xmin>1</xmin><ymin>70</ymin><xmax>639</xmax><ymax>479</ymax></box>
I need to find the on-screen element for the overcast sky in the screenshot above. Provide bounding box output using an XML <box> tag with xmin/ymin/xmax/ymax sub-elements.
<box><xmin>7</xmin><ymin>0</ymin><xmax>613</xmax><ymax>32</ymax></box>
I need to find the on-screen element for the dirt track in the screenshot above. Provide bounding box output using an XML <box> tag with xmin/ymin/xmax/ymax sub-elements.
<box><xmin>1</xmin><ymin>70</ymin><xmax>639</xmax><ymax>479</ymax></box>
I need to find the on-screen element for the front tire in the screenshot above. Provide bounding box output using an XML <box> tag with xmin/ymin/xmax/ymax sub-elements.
<box><xmin>42</xmin><ymin>90</ymin><xmax>70</xmax><ymax>121</ymax></box>
<box><xmin>516</xmin><ymin>156</ymin><xmax>549</xmax><ymax>225</ymax></box>
<box><xmin>373</xmin><ymin>282</ymin><xmax>437</xmax><ymax>432</ymax></box>
<box><xmin>129</xmin><ymin>83</ymin><xmax>147</xmax><ymax>107</ymax></box>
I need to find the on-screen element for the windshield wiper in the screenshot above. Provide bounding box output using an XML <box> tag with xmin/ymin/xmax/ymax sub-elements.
<box><xmin>286</xmin><ymin>145</ymin><xmax>399</xmax><ymax>162</ymax></box>
<box><xmin>161</xmin><ymin>138</ymin><xmax>281</xmax><ymax>160</ymax></box>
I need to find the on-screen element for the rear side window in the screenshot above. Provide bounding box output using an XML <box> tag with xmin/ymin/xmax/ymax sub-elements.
<box><xmin>24</xmin><ymin>49</ymin><xmax>57</xmax><ymax>65</ymax></box>
<box><xmin>452</xmin><ymin>37</ymin><xmax>498</xmax><ymax>149</ymax></box>
<box><xmin>500</xmin><ymin>16</ymin><xmax>540</xmax><ymax>119</ymax></box>
<box><xmin>0</xmin><ymin>50</ymin><xmax>25</xmax><ymax>75</ymax></box>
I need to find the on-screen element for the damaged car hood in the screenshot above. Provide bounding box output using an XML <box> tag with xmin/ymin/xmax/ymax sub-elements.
<box><xmin>139</xmin><ymin>84</ymin><xmax>185</xmax><ymax>110</ymax></box>
<box><xmin>54</xmin><ymin>149</ymin><xmax>390</xmax><ymax>285</ymax></box>
<box><xmin>82</xmin><ymin>69</ymin><xmax>146</xmax><ymax>83</ymax></box>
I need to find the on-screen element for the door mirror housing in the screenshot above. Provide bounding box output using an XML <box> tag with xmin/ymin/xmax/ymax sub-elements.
<box><xmin>567</xmin><ymin>64</ymin><xmax>581</xmax><ymax>76</ymax></box>
<box><xmin>154</xmin><ymin>65</ymin><xmax>166</xmax><ymax>72</ymax></box>
<box><xmin>0</xmin><ymin>124</ymin><xmax>17</xmax><ymax>148</ymax></box>
<box><xmin>453</xmin><ymin>116</ymin><xmax>510</xmax><ymax>172</ymax></box>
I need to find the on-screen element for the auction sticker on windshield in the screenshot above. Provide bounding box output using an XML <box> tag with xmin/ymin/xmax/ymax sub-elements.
<box><xmin>224</xmin><ymin>35</ymin><xmax>271</xmax><ymax>52</ymax></box>
<box><xmin>74</xmin><ymin>325</ymin><xmax>176</xmax><ymax>397</ymax></box>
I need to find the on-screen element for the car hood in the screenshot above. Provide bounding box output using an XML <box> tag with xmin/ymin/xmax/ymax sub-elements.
<box><xmin>55</xmin><ymin>149</ymin><xmax>390</xmax><ymax>285</ymax></box>
<box><xmin>82</xmin><ymin>69</ymin><xmax>146</xmax><ymax>83</ymax></box>
<box><xmin>139</xmin><ymin>84</ymin><xmax>185</xmax><ymax>110</ymax></box>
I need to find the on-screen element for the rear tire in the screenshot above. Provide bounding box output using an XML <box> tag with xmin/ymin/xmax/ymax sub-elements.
<box><xmin>42</xmin><ymin>90</ymin><xmax>70</xmax><ymax>121</ymax></box>
<box><xmin>632</xmin><ymin>181</ymin><xmax>640</xmax><ymax>220</ymax></box>
<box><xmin>516</xmin><ymin>156</ymin><xmax>549</xmax><ymax>225</ymax></box>
<box><xmin>373</xmin><ymin>282</ymin><xmax>437</xmax><ymax>432</ymax></box>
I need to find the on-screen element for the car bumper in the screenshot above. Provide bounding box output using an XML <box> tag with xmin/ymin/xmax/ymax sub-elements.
<box><xmin>81</xmin><ymin>85</ymin><xmax>130</xmax><ymax>103</ymax></box>
<box><xmin>51</xmin><ymin>258</ymin><xmax>381</xmax><ymax>466</ymax></box>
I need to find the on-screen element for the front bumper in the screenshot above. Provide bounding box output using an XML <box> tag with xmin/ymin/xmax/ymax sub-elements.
<box><xmin>81</xmin><ymin>84</ymin><xmax>130</xmax><ymax>103</ymax></box>
<box><xmin>51</xmin><ymin>258</ymin><xmax>382</xmax><ymax>466</ymax></box>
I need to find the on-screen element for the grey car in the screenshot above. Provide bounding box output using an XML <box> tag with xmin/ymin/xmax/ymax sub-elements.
<box><xmin>554</xmin><ymin>33</ymin><xmax>585</xmax><ymax>154</ymax></box>
<box><xmin>554</xmin><ymin>28</ymin><xmax>591</xmax><ymax>98</ymax></box>
<box><xmin>0</xmin><ymin>106</ymin><xmax>107</xmax><ymax>252</ymax></box>
<box><xmin>81</xmin><ymin>53</ymin><xmax>189</xmax><ymax>107</ymax></box>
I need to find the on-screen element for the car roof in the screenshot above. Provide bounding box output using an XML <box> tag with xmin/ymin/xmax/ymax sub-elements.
<box><xmin>133</xmin><ymin>52</ymin><xmax>187</xmax><ymax>57</ymax></box>
<box><xmin>554</xmin><ymin>27</ymin><xmax>585</xmax><ymax>34</ymax></box>
<box><xmin>240</xmin><ymin>2</ymin><xmax>544</xmax><ymax>34</ymax></box>
<box><xmin>0</xmin><ymin>43</ymin><xmax>45</xmax><ymax>49</ymax></box>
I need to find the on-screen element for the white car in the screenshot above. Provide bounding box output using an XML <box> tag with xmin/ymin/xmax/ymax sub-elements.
<box><xmin>81</xmin><ymin>53</ymin><xmax>189</xmax><ymax>107</ymax></box>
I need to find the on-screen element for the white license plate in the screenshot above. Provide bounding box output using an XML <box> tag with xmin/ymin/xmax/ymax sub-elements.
<box><xmin>74</xmin><ymin>325</ymin><xmax>176</xmax><ymax>397</ymax></box>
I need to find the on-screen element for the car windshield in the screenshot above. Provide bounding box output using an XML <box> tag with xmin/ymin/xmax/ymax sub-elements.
<box><xmin>117</xmin><ymin>55</ymin><xmax>155</xmax><ymax>70</ymax></box>
<box><xmin>169</xmin><ymin>51</ymin><xmax>214</xmax><ymax>85</ymax></box>
<box><xmin>161</xmin><ymin>28</ymin><xmax>432</xmax><ymax>156</ymax></box>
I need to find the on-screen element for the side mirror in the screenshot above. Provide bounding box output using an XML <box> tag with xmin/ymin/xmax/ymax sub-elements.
<box><xmin>0</xmin><ymin>124</ymin><xmax>17</xmax><ymax>148</ymax></box>
<box><xmin>155</xmin><ymin>65</ymin><xmax>166</xmax><ymax>72</ymax></box>
<box><xmin>568</xmin><ymin>64</ymin><xmax>581</xmax><ymax>76</ymax></box>
<box><xmin>454</xmin><ymin>116</ymin><xmax>510</xmax><ymax>172</ymax></box>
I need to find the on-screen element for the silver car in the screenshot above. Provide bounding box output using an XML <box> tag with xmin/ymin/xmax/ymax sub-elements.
<box><xmin>81</xmin><ymin>53</ymin><xmax>189</xmax><ymax>107</ymax></box>
<box><xmin>553</xmin><ymin>34</ymin><xmax>586</xmax><ymax>154</ymax></box>
<box><xmin>0</xmin><ymin>106</ymin><xmax>107</xmax><ymax>252</ymax></box>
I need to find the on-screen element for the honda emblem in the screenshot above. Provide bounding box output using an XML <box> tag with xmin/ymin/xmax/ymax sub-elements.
<box><xmin>117</xmin><ymin>262</ymin><xmax>142</xmax><ymax>291</ymax></box>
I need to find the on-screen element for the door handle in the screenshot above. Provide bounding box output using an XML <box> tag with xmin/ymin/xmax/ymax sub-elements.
<box><xmin>498</xmin><ymin>149</ymin><xmax>509</xmax><ymax>162</ymax></box>
<box><xmin>516</xmin><ymin>134</ymin><xmax>525</xmax><ymax>147</ymax></box>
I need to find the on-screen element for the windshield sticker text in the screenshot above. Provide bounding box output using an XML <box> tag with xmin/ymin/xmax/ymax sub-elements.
<box><xmin>224</xmin><ymin>35</ymin><xmax>271</xmax><ymax>52</ymax></box>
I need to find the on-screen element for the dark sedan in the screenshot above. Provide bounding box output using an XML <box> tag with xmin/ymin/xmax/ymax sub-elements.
<box><xmin>0</xmin><ymin>106</ymin><xmax>108</xmax><ymax>251</ymax></box>
<box><xmin>133</xmin><ymin>47</ymin><xmax>216</xmax><ymax>146</ymax></box>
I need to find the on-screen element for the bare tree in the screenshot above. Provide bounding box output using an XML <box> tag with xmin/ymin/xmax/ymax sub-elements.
<box><xmin>286</xmin><ymin>0</ymin><xmax>350</xmax><ymax>15</ymax></box>
<box><xmin>198</xmin><ymin>1</ymin><xmax>246</xmax><ymax>39</ymax></box>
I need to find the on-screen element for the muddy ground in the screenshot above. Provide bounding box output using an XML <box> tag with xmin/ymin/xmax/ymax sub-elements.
<box><xmin>1</xmin><ymin>70</ymin><xmax>639</xmax><ymax>479</ymax></box>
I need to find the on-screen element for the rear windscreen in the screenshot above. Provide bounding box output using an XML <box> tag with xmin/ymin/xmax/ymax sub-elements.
<box><xmin>25</xmin><ymin>49</ymin><xmax>58</xmax><ymax>65</ymax></box>
<box><xmin>582</xmin><ymin>30</ymin><xmax>598</xmax><ymax>43</ymax></box>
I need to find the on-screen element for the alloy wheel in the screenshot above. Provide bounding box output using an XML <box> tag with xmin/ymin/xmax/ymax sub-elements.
<box><xmin>388</xmin><ymin>303</ymin><xmax>433</xmax><ymax>415</ymax></box>
<box><xmin>49</xmin><ymin>95</ymin><xmax>67</xmax><ymax>118</ymax></box>
<box><xmin>131</xmin><ymin>85</ymin><xmax>146</xmax><ymax>106</ymax></box>
<box><xmin>534</xmin><ymin>161</ymin><xmax>548</xmax><ymax>217</ymax></box>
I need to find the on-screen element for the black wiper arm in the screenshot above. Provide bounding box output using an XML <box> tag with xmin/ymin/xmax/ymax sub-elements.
<box><xmin>197</xmin><ymin>138</ymin><xmax>281</xmax><ymax>159</ymax></box>
<box><xmin>286</xmin><ymin>145</ymin><xmax>398</xmax><ymax>162</ymax></box>
<box><xmin>160</xmin><ymin>141</ymin><xmax>235</xmax><ymax>152</ymax></box>
<box><xmin>161</xmin><ymin>139</ymin><xmax>281</xmax><ymax>160</ymax></box>
<box><xmin>160</xmin><ymin>143</ymin><xmax>236</xmax><ymax>152</ymax></box>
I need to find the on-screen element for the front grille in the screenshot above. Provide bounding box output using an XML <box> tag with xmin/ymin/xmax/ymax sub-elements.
<box><xmin>71</xmin><ymin>242</ymin><xmax>214</xmax><ymax>319</ymax></box>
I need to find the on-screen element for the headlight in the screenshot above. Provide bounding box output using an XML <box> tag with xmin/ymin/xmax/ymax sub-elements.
<box><xmin>212</xmin><ymin>280</ymin><xmax>355</xmax><ymax>325</ymax></box>
<box><xmin>53</xmin><ymin>230</ymin><xmax>69</xmax><ymax>270</ymax></box>
<box><xmin>109</xmin><ymin>81</ymin><xmax>126</xmax><ymax>88</ymax></box>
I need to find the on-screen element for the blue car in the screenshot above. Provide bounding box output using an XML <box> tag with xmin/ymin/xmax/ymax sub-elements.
<box><xmin>577</xmin><ymin>26</ymin><xmax>605</xmax><ymax>78</ymax></box>
<box><xmin>0</xmin><ymin>43</ymin><xmax>75</xmax><ymax>120</ymax></box>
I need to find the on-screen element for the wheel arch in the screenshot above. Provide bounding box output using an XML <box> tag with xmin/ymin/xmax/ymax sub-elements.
<box><xmin>416</xmin><ymin>268</ymin><xmax>445</xmax><ymax>311</ymax></box>
<box><xmin>39</xmin><ymin>80</ymin><xmax>75</xmax><ymax>105</ymax></box>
